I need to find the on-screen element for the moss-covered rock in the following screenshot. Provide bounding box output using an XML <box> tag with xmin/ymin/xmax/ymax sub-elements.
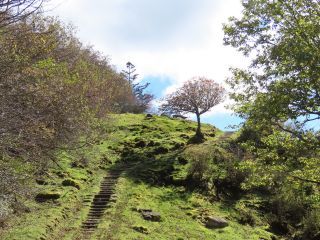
<box><xmin>205</xmin><ymin>216</ymin><xmax>229</xmax><ymax>229</ymax></box>
<box><xmin>35</xmin><ymin>178</ymin><xmax>48</xmax><ymax>185</ymax></box>
<box><xmin>135</xmin><ymin>140</ymin><xmax>146</xmax><ymax>148</ymax></box>
<box><xmin>62</xmin><ymin>178</ymin><xmax>81</xmax><ymax>190</ymax></box>
<box><xmin>133</xmin><ymin>225</ymin><xmax>149</xmax><ymax>234</ymax></box>
<box><xmin>153</xmin><ymin>146</ymin><xmax>169</xmax><ymax>154</ymax></box>
<box><xmin>140</xmin><ymin>209</ymin><xmax>161</xmax><ymax>222</ymax></box>
<box><xmin>35</xmin><ymin>191</ymin><xmax>61</xmax><ymax>202</ymax></box>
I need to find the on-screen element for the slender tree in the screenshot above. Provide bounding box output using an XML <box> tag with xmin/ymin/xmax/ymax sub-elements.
<box><xmin>161</xmin><ymin>77</ymin><xmax>225</xmax><ymax>139</ymax></box>
<box><xmin>121</xmin><ymin>62</ymin><xmax>138</xmax><ymax>85</ymax></box>
<box><xmin>121</xmin><ymin>62</ymin><xmax>153</xmax><ymax>113</ymax></box>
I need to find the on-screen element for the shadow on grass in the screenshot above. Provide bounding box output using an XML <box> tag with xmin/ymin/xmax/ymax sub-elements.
<box><xmin>120</xmin><ymin>147</ymin><xmax>182</xmax><ymax>186</ymax></box>
<box><xmin>107</xmin><ymin>133</ymin><xmax>248</xmax><ymax>212</ymax></box>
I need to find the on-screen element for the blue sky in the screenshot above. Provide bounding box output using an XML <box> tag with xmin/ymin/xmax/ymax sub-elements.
<box><xmin>48</xmin><ymin>0</ymin><xmax>247</xmax><ymax>130</ymax></box>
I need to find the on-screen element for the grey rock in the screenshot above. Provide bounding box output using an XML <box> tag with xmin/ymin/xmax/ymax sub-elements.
<box><xmin>140</xmin><ymin>209</ymin><xmax>161</xmax><ymax>222</ymax></box>
<box><xmin>205</xmin><ymin>216</ymin><xmax>228</xmax><ymax>229</ymax></box>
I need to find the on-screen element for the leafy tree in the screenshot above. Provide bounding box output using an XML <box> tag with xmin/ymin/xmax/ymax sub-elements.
<box><xmin>161</xmin><ymin>77</ymin><xmax>225</xmax><ymax>139</ymax></box>
<box><xmin>224</xmin><ymin>1</ymin><xmax>320</xmax><ymax>238</ymax></box>
<box><xmin>121</xmin><ymin>62</ymin><xmax>153</xmax><ymax>113</ymax></box>
<box><xmin>223</xmin><ymin>0</ymin><xmax>320</xmax><ymax>183</ymax></box>
<box><xmin>223</xmin><ymin>0</ymin><xmax>320</xmax><ymax>140</ymax></box>
<box><xmin>0</xmin><ymin>14</ymin><xmax>133</xmax><ymax>213</ymax></box>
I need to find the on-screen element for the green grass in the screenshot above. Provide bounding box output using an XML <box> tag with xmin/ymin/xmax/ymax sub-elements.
<box><xmin>95</xmin><ymin>178</ymin><xmax>271</xmax><ymax>240</ymax></box>
<box><xmin>0</xmin><ymin>113</ymin><xmax>273</xmax><ymax>240</ymax></box>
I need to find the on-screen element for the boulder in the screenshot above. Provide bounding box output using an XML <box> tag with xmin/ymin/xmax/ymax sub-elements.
<box><xmin>205</xmin><ymin>216</ymin><xmax>228</xmax><ymax>229</ymax></box>
<box><xmin>140</xmin><ymin>209</ymin><xmax>161</xmax><ymax>222</ymax></box>
<box><xmin>35</xmin><ymin>191</ymin><xmax>61</xmax><ymax>202</ymax></box>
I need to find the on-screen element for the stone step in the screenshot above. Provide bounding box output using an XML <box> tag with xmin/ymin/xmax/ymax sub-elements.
<box><xmin>83</xmin><ymin>220</ymin><xmax>100</xmax><ymax>223</ymax></box>
<box><xmin>91</xmin><ymin>202</ymin><xmax>109</xmax><ymax>206</ymax></box>
<box><xmin>93</xmin><ymin>195</ymin><xmax>111</xmax><ymax>198</ymax></box>
<box><xmin>82</xmin><ymin>223</ymin><xmax>99</xmax><ymax>226</ymax></box>
<box><xmin>80</xmin><ymin>167</ymin><xmax>130</xmax><ymax>236</ymax></box>
<box><xmin>87</xmin><ymin>213</ymin><xmax>103</xmax><ymax>216</ymax></box>
<box><xmin>89</xmin><ymin>207</ymin><xmax>106</xmax><ymax>210</ymax></box>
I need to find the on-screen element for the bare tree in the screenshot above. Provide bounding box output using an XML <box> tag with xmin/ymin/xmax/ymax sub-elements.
<box><xmin>0</xmin><ymin>0</ymin><xmax>44</xmax><ymax>27</ymax></box>
<box><xmin>161</xmin><ymin>77</ymin><xmax>225</xmax><ymax>139</ymax></box>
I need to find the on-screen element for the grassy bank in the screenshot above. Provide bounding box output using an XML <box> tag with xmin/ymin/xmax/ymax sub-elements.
<box><xmin>0</xmin><ymin>114</ymin><xmax>274</xmax><ymax>240</ymax></box>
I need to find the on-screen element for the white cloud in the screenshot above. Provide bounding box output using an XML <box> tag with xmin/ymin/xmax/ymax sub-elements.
<box><xmin>47</xmin><ymin>0</ymin><xmax>248</xmax><ymax>116</ymax></box>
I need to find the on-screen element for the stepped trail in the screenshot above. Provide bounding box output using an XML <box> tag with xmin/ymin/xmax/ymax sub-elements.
<box><xmin>80</xmin><ymin>166</ymin><xmax>129</xmax><ymax>239</ymax></box>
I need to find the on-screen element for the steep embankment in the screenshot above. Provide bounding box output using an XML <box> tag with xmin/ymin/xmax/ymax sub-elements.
<box><xmin>0</xmin><ymin>114</ymin><xmax>273</xmax><ymax>240</ymax></box>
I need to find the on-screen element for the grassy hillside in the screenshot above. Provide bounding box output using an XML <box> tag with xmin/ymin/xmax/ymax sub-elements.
<box><xmin>0</xmin><ymin>114</ymin><xmax>274</xmax><ymax>240</ymax></box>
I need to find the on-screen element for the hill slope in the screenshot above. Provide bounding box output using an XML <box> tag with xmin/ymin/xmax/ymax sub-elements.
<box><xmin>0</xmin><ymin>114</ymin><xmax>273</xmax><ymax>240</ymax></box>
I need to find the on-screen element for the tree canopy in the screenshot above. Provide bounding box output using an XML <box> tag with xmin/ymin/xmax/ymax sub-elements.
<box><xmin>161</xmin><ymin>77</ymin><xmax>225</xmax><ymax>138</ymax></box>
<box><xmin>224</xmin><ymin>1</ymin><xmax>320</xmax><ymax>238</ymax></box>
<box><xmin>223</xmin><ymin>0</ymin><xmax>320</xmax><ymax>139</ymax></box>
<box><xmin>0</xmin><ymin>14</ymin><xmax>134</xmax><ymax>199</ymax></box>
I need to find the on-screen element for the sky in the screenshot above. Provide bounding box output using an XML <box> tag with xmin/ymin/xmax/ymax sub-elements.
<box><xmin>46</xmin><ymin>0</ymin><xmax>249</xmax><ymax>130</ymax></box>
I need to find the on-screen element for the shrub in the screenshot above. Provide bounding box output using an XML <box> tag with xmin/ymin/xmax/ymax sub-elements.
<box><xmin>186</xmin><ymin>146</ymin><xmax>213</xmax><ymax>189</ymax></box>
<box><xmin>185</xmin><ymin>143</ymin><xmax>246</xmax><ymax>199</ymax></box>
<box><xmin>301</xmin><ymin>208</ymin><xmax>320</xmax><ymax>240</ymax></box>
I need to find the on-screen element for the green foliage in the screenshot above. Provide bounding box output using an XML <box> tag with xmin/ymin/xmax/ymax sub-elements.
<box><xmin>224</xmin><ymin>2</ymin><xmax>320</xmax><ymax>238</ymax></box>
<box><xmin>301</xmin><ymin>207</ymin><xmax>320</xmax><ymax>240</ymax></box>
<box><xmin>224</xmin><ymin>0</ymin><xmax>320</xmax><ymax>137</ymax></box>
<box><xmin>186</xmin><ymin>146</ymin><xmax>213</xmax><ymax>183</ymax></box>
<box><xmin>234</xmin><ymin>201</ymin><xmax>261</xmax><ymax>227</ymax></box>
<box><xmin>184</xmin><ymin>138</ymin><xmax>246</xmax><ymax>200</ymax></box>
<box><xmin>235</xmin><ymin>127</ymin><xmax>320</xmax><ymax>238</ymax></box>
<box><xmin>0</xmin><ymin>13</ymin><xmax>136</xmax><ymax>225</ymax></box>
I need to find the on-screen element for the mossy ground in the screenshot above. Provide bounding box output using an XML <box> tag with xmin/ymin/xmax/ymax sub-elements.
<box><xmin>0</xmin><ymin>114</ymin><xmax>273</xmax><ymax>240</ymax></box>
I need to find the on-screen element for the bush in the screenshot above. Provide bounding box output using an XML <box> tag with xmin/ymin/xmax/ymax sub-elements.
<box><xmin>264</xmin><ymin>182</ymin><xmax>320</xmax><ymax>238</ymax></box>
<box><xmin>301</xmin><ymin>208</ymin><xmax>320</xmax><ymax>240</ymax></box>
<box><xmin>187</xmin><ymin>147</ymin><xmax>212</xmax><ymax>182</ymax></box>
<box><xmin>234</xmin><ymin>202</ymin><xmax>260</xmax><ymax>226</ymax></box>
<box><xmin>185</xmin><ymin>143</ymin><xmax>246</xmax><ymax>199</ymax></box>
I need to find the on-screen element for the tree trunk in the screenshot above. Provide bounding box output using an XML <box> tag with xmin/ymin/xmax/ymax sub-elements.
<box><xmin>196</xmin><ymin>113</ymin><xmax>202</xmax><ymax>137</ymax></box>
